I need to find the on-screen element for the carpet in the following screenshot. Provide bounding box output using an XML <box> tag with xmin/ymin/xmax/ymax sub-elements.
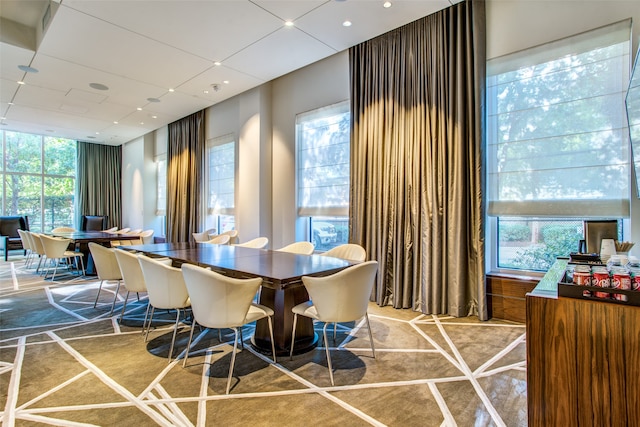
<box><xmin>0</xmin><ymin>257</ymin><xmax>527</xmax><ymax>426</ymax></box>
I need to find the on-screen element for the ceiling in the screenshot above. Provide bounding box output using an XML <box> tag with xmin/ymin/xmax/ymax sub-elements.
<box><xmin>0</xmin><ymin>0</ymin><xmax>460</xmax><ymax>146</ymax></box>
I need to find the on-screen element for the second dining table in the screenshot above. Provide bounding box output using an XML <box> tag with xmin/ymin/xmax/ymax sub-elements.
<box><xmin>129</xmin><ymin>242</ymin><xmax>355</xmax><ymax>355</ymax></box>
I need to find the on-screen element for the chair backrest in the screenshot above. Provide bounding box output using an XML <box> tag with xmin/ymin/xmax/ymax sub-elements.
<box><xmin>139</xmin><ymin>229</ymin><xmax>154</xmax><ymax>244</ymax></box>
<box><xmin>192</xmin><ymin>228</ymin><xmax>216</xmax><ymax>242</ymax></box>
<box><xmin>81</xmin><ymin>215</ymin><xmax>108</xmax><ymax>231</ymax></box>
<box><xmin>202</xmin><ymin>234</ymin><xmax>230</xmax><ymax>245</ymax></box>
<box><xmin>302</xmin><ymin>260</ymin><xmax>378</xmax><ymax>323</ymax></box>
<box><xmin>88</xmin><ymin>242</ymin><xmax>122</xmax><ymax>281</ymax></box>
<box><xmin>115</xmin><ymin>228</ymin><xmax>131</xmax><ymax>234</ymax></box>
<box><xmin>0</xmin><ymin>216</ymin><xmax>29</xmax><ymax>237</ymax></box>
<box><xmin>29</xmin><ymin>232</ymin><xmax>46</xmax><ymax>256</ymax></box>
<box><xmin>276</xmin><ymin>241</ymin><xmax>315</xmax><ymax>255</ymax></box>
<box><xmin>17</xmin><ymin>229</ymin><xmax>31</xmax><ymax>250</ymax></box>
<box><xmin>138</xmin><ymin>255</ymin><xmax>190</xmax><ymax>309</ymax></box>
<box><xmin>39</xmin><ymin>234</ymin><xmax>72</xmax><ymax>258</ymax></box>
<box><xmin>321</xmin><ymin>243</ymin><xmax>366</xmax><ymax>262</ymax></box>
<box><xmin>114</xmin><ymin>249</ymin><xmax>147</xmax><ymax>293</ymax></box>
<box><xmin>181</xmin><ymin>263</ymin><xmax>263</xmax><ymax>328</ymax></box>
<box><xmin>103</xmin><ymin>227</ymin><xmax>118</xmax><ymax>233</ymax></box>
<box><xmin>234</xmin><ymin>237</ymin><xmax>268</xmax><ymax>249</ymax></box>
<box><xmin>51</xmin><ymin>227</ymin><xmax>77</xmax><ymax>233</ymax></box>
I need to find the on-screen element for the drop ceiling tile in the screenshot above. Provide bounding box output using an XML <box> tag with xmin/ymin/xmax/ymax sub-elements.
<box><xmin>224</xmin><ymin>27</ymin><xmax>337</xmax><ymax>81</ymax></box>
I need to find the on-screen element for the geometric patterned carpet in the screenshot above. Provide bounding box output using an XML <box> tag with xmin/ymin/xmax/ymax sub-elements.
<box><xmin>0</xmin><ymin>257</ymin><xmax>527</xmax><ymax>426</ymax></box>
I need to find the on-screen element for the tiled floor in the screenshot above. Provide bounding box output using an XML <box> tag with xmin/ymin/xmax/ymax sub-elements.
<box><xmin>0</xmin><ymin>256</ymin><xmax>527</xmax><ymax>426</ymax></box>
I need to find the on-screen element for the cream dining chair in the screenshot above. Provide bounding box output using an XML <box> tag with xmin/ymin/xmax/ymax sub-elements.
<box><xmin>17</xmin><ymin>229</ymin><xmax>34</xmax><ymax>268</ymax></box>
<box><xmin>201</xmin><ymin>234</ymin><xmax>230</xmax><ymax>245</ymax></box>
<box><xmin>89</xmin><ymin>242</ymin><xmax>123</xmax><ymax>315</ymax></box>
<box><xmin>320</xmin><ymin>243</ymin><xmax>366</xmax><ymax>262</ymax></box>
<box><xmin>289</xmin><ymin>260</ymin><xmax>379</xmax><ymax>386</ymax></box>
<box><xmin>38</xmin><ymin>234</ymin><xmax>85</xmax><ymax>281</ymax></box>
<box><xmin>181</xmin><ymin>263</ymin><xmax>276</xmax><ymax>394</ymax></box>
<box><xmin>192</xmin><ymin>228</ymin><xmax>216</xmax><ymax>243</ymax></box>
<box><xmin>114</xmin><ymin>248</ymin><xmax>152</xmax><ymax>323</ymax></box>
<box><xmin>276</xmin><ymin>241</ymin><xmax>315</xmax><ymax>255</ymax></box>
<box><xmin>138</xmin><ymin>255</ymin><xmax>191</xmax><ymax>362</ymax></box>
<box><xmin>233</xmin><ymin>237</ymin><xmax>268</xmax><ymax>249</ymax></box>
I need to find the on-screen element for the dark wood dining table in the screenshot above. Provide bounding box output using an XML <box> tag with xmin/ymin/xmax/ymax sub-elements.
<box><xmin>51</xmin><ymin>231</ymin><xmax>141</xmax><ymax>275</ymax></box>
<box><xmin>130</xmin><ymin>242</ymin><xmax>355</xmax><ymax>355</ymax></box>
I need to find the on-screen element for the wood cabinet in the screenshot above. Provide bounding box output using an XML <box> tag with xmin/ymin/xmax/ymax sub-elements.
<box><xmin>526</xmin><ymin>260</ymin><xmax>640</xmax><ymax>426</ymax></box>
<box><xmin>487</xmin><ymin>273</ymin><xmax>538</xmax><ymax>322</ymax></box>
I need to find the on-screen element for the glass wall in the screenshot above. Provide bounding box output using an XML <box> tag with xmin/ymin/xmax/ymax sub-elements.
<box><xmin>1</xmin><ymin>130</ymin><xmax>76</xmax><ymax>232</ymax></box>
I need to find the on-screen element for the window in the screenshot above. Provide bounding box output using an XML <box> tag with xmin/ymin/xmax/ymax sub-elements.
<box><xmin>207</xmin><ymin>135</ymin><xmax>235</xmax><ymax>232</ymax></box>
<box><xmin>1</xmin><ymin>130</ymin><xmax>76</xmax><ymax>232</ymax></box>
<box><xmin>296</xmin><ymin>101</ymin><xmax>350</xmax><ymax>251</ymax></box>
<box><xmin>486</xmin><ymin>20</ymin><xmax>631</xmax><ymax>272</ymax></box>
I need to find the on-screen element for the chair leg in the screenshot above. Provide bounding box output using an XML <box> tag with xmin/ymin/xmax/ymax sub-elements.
<box><xmin>182</xmin><ymin>320</ymin><xmax>198</xmax><ymax>367</ymax></box>
<box><xmin>333</xmin><ymin>322</ymin><xmax>337</xmax><ymax>341</ymax></box>
<box><xmin>119</xmin><ymin>291</ymin><xmax>131</xmax><ymax>323</ymax></box>
<box><xmin>226</xmin><ymin>327</ymin><xmax>239</xmax><ymax>394</ymax></box>
<box><xmin>267</xmin><ymin>316</ymin><xmax>276</xmax><ymax>363</ymax></box>
<box><xmin>289</xmin><ymin>313</ymin><xmax>298</xmax><ymax>360</ymax></box>
<box><xmin>168</xmin><ymin>308</ymin><xmax>181</xmax><ymax>362</ymax></box>
<box><xmin>365</xmin><ymin>313</ymin><xmax>376</xmax><ymax>358</ymax></box>
<box><xmin>323</xmin><ymin>322</ymin><xmax>335</xmax><ymax>386</ymax></box>
<box><xmin>145</xmin><ymin>306</ymin><xmax>156</xmax><ymax>342</ymax></box>
<box><xmin>94</xmin><ymin>280</ymin><xmax>105</xmax><ymax>308</ymax></box>
<box><xmin>109</xmin><ymin>281</ymin><xmax>122</xmax><ymax>316</ymax></box>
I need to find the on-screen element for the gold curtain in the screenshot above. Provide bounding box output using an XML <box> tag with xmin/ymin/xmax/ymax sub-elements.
<box><xmin>76</xmin><ymin>141</ymin><xmax>121</xmax><ymax>230</ymax></box>
<box><xmin>166</xmin><ymin>111</ymin><xmax>205</xmax><ymax>243</ymax></box>
<box><xmin>349</xmin><ymin>0</ymin><xmax>487</xmax><ymax>318</ymax></box>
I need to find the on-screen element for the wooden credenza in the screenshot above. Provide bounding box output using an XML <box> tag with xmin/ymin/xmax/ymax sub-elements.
<box><xmin>526</xmin><ymin>259</ymin><xmax>640</xmax><ymax>426</ymax></box>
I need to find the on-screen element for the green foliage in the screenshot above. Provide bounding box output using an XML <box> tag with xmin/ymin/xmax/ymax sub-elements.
<box><xmin>499</xmin><ymin>223</ymin><xmax>531</xmax><ymax>242</ymax></box>
<box><xmin>510</xmin><ymin>225</ymin><xmax>582</xmax><ymax>271</ymax></box>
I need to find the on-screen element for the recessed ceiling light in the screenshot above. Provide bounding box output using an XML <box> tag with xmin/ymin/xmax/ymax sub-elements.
<box><xmin>223</xmin><ymin>81</ymin><xmax>229</xmax><ymax>84</ymax></box>
<box><xmin>203</xmin><ymin>90</ymin><xmax>209</xmax><ymax>94</ymax></box>
<box><xmin>151</xmin><ymin>115</ymin><xmax>157</xmax><ymax>119</ymax></box>
<box><xmin>214</xmin><ymin>61</ymin><xmax>221</xmax><ymax>66</ymax></box>
<box><xmin>17</xmin><ymin>81</ymin><xmax>25</xmax><ymax>85</ymax></box>
<box><xmin>285</xmin><ymin>20</ymin><xmax>294</xmax><ymax>27</ymax></box>
<box><xmin>95</xmin><ymin>132</ymin><xmax>100</xmax><ymax>135</ymax></box>
<box><xmin>140</xmin><ymin>122</ymin><xmax>144</xmax><ymax>125</ymax></box>
<box><xmin>147</xmin><ymin>97</ymin><xmax>161</xmax><ymax>103</ymax></box>
<box><xmin>168</xmin><ymin>88</ymin><xmax>175</xmax><ymax>92</ymax></box>
<box><xmin>137</xmin><ymin>107</ymin><xmax>142</xmax><ymax>111</ymax></box>
<box><xmin>343</xmin><ymin>20</ymin><xmax>352</xmax><ymax>27</ymax></box>
<box><xmin>89</xmin><ymin>83</ymin><xmax>109</xmax><ymax>90</ymax></box>
<box><xmin>113</xmin><ymin>121</ymin><xmax>118</xmax><ymax>124</ymax></box>
<box><xmin>18</xmin><ymin>65</ymin><xmax>38</xmax><ymax>73</ymax></box>
<box><xmin>383</xmin><ymin>1</ymin><xmax>392</xmax><ymax>8</ymax></box>
<box><xmin>7</xmin><ymin>102</ymin><xmax>13</xmax><ymax>105</ymax></box>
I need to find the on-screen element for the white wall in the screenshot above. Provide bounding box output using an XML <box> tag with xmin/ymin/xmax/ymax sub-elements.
<box><xmin>123</xmin><ymin>1</ymin><xmax>640</xmax><ymax>248</ymax></box>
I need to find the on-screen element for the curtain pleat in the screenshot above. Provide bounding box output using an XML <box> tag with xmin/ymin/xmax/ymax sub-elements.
<box><xmin>76</xmin><ymin>141</ymin><xmax>122</xmax><ymax>230</ymax></box>
<box><xmin>166</xmin><ymin>111</ymin><xmax>205</xmax><ymax>243</ymax></box>
<box><xmin>349</xmin><ymin>0</ymin><xmax>487</xmax><ymax>319</ymax></box>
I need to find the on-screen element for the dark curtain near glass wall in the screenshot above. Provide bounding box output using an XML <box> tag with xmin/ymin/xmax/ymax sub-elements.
<box><xmin>349</xmin><ymin>0</ymin><xmax>487</xmax><ymax>319</ymax></box>
<box><xmin>76</xmin><ymin>141</ymin><xmax>122</xmax><ymax>230</ymax></box>
<box><xmin>166</xmin><ymin>110</ymin><xmax>205</xmax><ymax>243</ymax></box>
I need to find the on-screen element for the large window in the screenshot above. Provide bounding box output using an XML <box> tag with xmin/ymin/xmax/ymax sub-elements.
<box><xmin>1</xmin><ymin>130</ymin><xmax>76</xmax><ymax>232</ymax></box>
<box><xmin>487</xmin><ymin>20</ymin><xmax>631</xmax><ymax>272</ymax></box>
<box><xmin>207</xmin><ymin>135</ymin><xmax>235</xmax><ymax>233</ymax></box>
<box><xmin>296</xmin><ymin>101</ymin><xmax>350</xmax><ymax>251</ymax></box>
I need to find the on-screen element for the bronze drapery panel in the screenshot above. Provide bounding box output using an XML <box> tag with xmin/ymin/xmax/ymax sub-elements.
<box><xmin>349</xmin><ymin>0</ymin><xmax>487</xmax><ymax>318</ymax></box>
<box><xmin>166</xmin><ymin>110</ymin><xmax>205</xmax><ymax>243</ymax></box>
<box><xmin>76</xmin><ymin>141</ymin><xmax>122</xmax><ymax>230</ymax></box>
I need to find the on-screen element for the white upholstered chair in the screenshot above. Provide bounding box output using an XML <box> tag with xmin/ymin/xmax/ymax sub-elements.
<box><xmin>201</xmin><ymin>234</ymin><xmax>230</xmax><ymax>245</ymax></box>
<box><xmin>114</xmin><ymin>248</ymin><xmax>152</xmax><ymax>322</ymax></box>
<box><xmin>181</xmin><ymin>263</ymin><xmax>276</xmax><ymax>394</ymax></box>
<box><xmin>28</xmin><ymin>232</ymin><xmax>47</xmax><ymax>273</ymax></box>
<box><xmin>192</xmin><ymin>228</ymin><xmax>216</xmax><ymax>242</ymax></box>
<box><xmin>320</xmin><ymin>243</ymin><xmax>366</xmax><ymax>262</ymax></box>
<box><xmin>88</xmin><ymin>242</ymin><xmax>123</xmax><ymax>315</ymax></box>
<box><xmin>276</xmin><ymin>241</ymin><xmax>315</xmax><ymax>255</ymax></box>
<box><xmin>139</xmin><ymin>229</ymin><xmax>154</xmax><ymax>244</ymax></box>
<box><xmin>234</xmin><ymin>237</ymin><xmax>268</xmax><ymax>249</ymax></box>
<box><xmin>17</xmin><ymin>229</ymin><xmax>33</xmax><ymax>267</ymax></box>
<box><xmin>38</xmin><ymin>234</ymin><xmax>85</xmax><ymax>281</ymax></box>
<box><xmin>138</xmin><ymin>255</ymin><xmax>191</xmax><ymax>362</ymax></box>
<box><xmin>289</xmin><ymin>260</ymin><xmax>379</xmax><ymax>386</ymax></box>
<box><xmin>51</xmin><ymin>226</ymin><xmax>77</xmax><ymax>233</ymax></box>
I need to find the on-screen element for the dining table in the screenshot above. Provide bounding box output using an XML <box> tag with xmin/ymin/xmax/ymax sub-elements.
<box><xmin>50</xmin><ymin>231</ymin><xmax>141</xmax><ymax>275</ymax></box>
<box><xmin>129</xmin><ymin>242</ymin><xmax>355</xmax><ymax>355</ymax></box>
